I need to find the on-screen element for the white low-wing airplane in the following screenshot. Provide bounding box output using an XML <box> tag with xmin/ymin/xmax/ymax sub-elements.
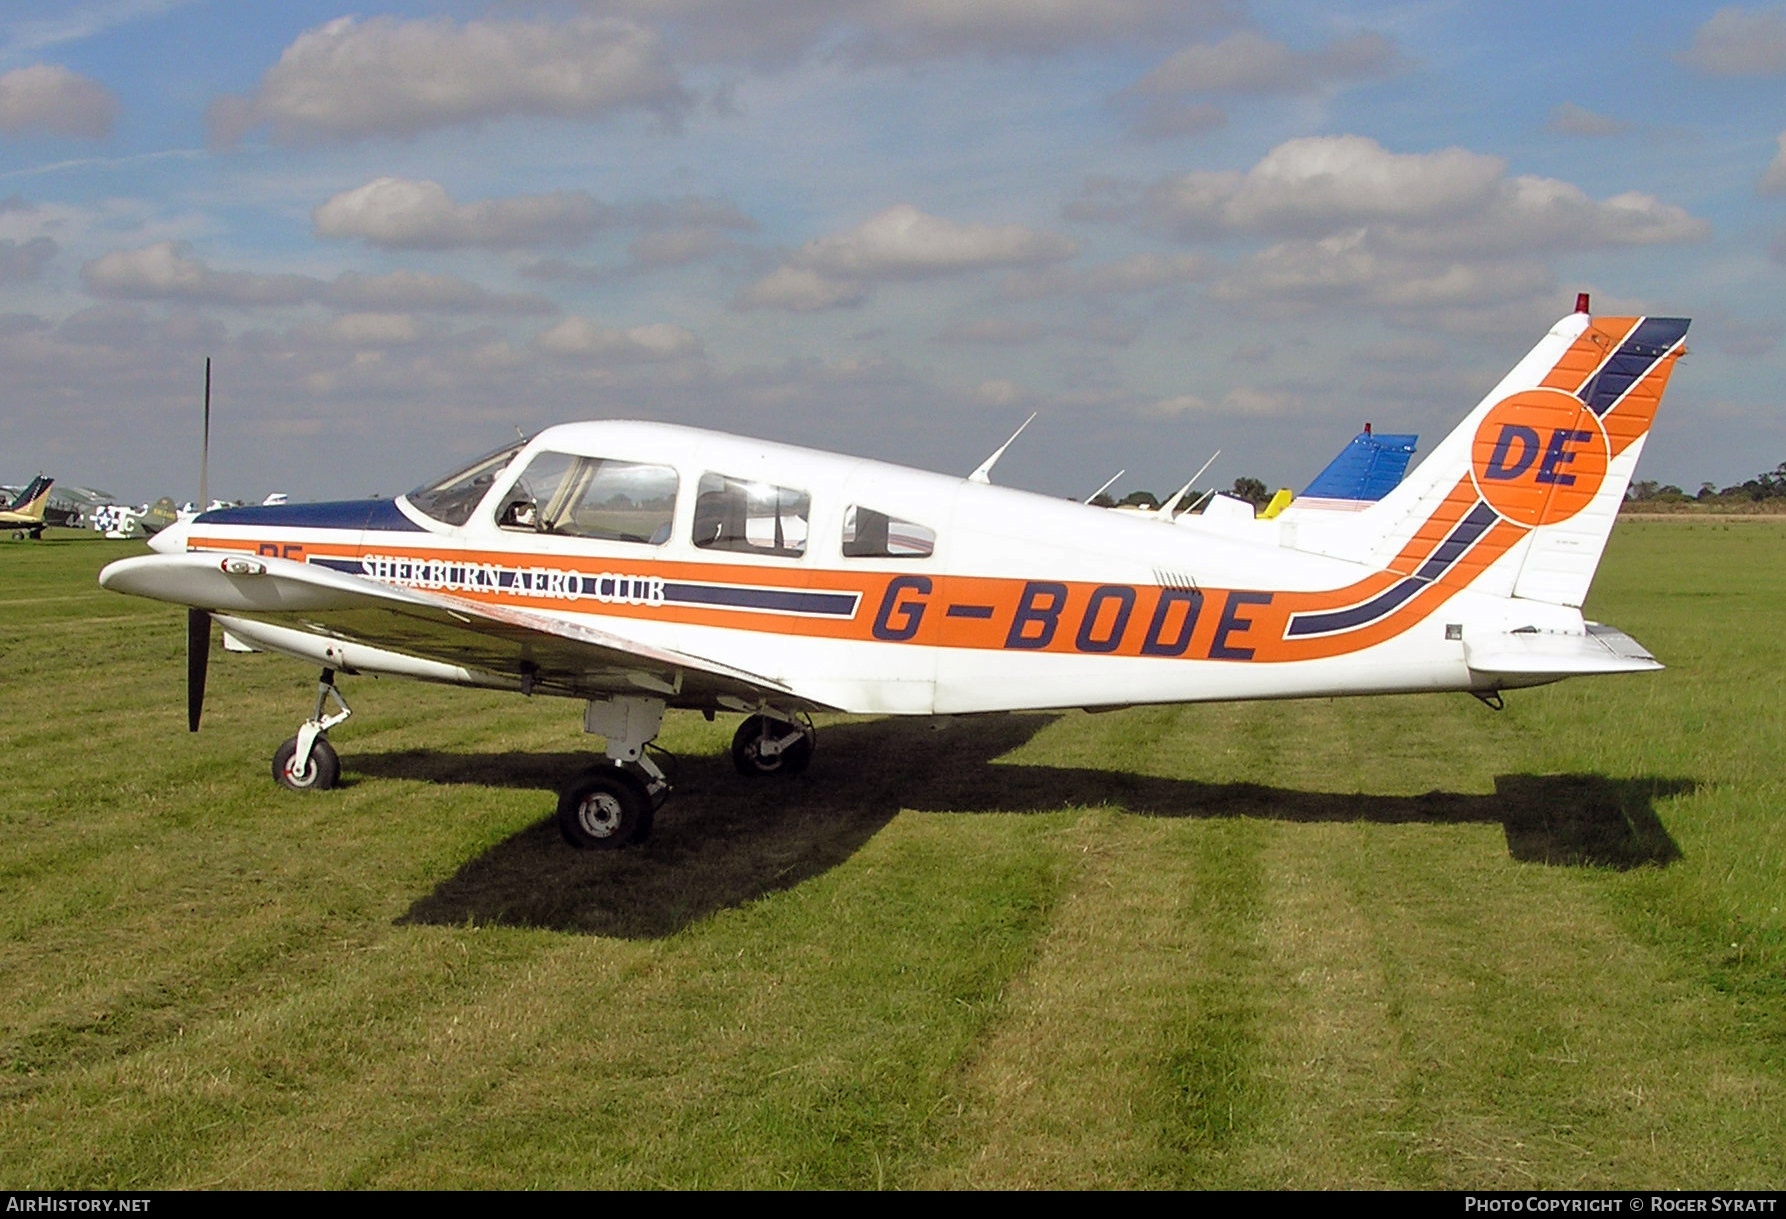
<box><xmin>101</xmin><ymin>300</ymin><xmax>1689</xmax><ymax>849</ymax></box>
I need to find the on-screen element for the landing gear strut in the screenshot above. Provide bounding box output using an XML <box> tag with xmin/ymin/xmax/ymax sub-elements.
<box><xmin>273</xmin><ymin>668</ymin><xmax>352</xmax><ymax>791</ymax></box>
<box><xmin>558</xmin><ymin>696</ymin><xmax>669</xmax><ymax>849</ymax></box>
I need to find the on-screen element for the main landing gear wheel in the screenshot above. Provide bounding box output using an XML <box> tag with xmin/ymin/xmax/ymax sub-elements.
<box><xmin>731</xmin><ymin>714</ymin><xmax>814</xmax><ymax>778</ymax></box>
<box><xmin>557</xmin><ymin>768</ymin><xmax>652</xmax><ymax>850</ymax></box>
<box><xmin>273</xmin><ymin>736</ymin><xmax>340</xmax><ymax>791</ymax></box>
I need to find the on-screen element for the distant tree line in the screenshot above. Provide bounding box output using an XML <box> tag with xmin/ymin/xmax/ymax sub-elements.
<box><xmin>1090</xmin><ymin>477</ymin><xmax>1272</xmax><ymax>512</ymax></box>
<box><xmin>1626</xmin><ymin>461</ymin><xmax>1786</xmax><ymax>506</ymax></box>
<box><xmin>1094</xmin><ymin>460</ymin><xmax>1786</xmax><ymax>513</ymax></box>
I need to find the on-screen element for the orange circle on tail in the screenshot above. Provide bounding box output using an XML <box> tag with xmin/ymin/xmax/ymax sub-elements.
<box><xmin>1469</xmin><ymin>388</ymin><xmax>1608</xmax><ymax>527</ymax></box>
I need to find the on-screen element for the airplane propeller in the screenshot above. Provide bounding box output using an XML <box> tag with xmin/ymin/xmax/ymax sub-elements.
<box><xmin>188</xmin><ymin>356</ymin><xmax>212</xmax><ymax>733</ymax></box>
<box><xmin>187</xmin><ymin>607</ymin><xmax>210</xmax><ymax>732</ymax></box>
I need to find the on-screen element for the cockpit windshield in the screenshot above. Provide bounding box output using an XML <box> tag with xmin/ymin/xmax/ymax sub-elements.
<box><xmin>405</xmin><ymin>440</ymin><xmax>527</xmax><ymax>526</ymax></box>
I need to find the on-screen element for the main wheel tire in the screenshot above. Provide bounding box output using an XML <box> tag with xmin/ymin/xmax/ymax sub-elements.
<box><xmin>557</xmin><ymin>768</ymin><xmax>651</xmax><ymax>849</ymax></box>
<box><xmin>273</xmin><ymin>736</ymin><xmax>340</xmax><ymax>791</ymax></box>
<box><xmin>731</xmin><ymin>714</ymin><xmax>814</xmax><ymax>777</ymax></box>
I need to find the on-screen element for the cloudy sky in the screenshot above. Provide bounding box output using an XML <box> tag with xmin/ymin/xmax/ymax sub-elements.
<box><xmin>3</xmin><ymin>1</ymin><xmax>1783</xmax><ymax>504</ymax></box>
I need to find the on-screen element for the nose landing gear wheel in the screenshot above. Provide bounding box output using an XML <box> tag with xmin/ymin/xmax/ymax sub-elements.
<box><xmin>273</xmin><ymin>736</ymin><xmax>340</xmax><ymax>791</ymax></box>
<box><xmin>557</xmin><ymin>768</ymin><xmax>652</xmax><ymax>849</ymax></box>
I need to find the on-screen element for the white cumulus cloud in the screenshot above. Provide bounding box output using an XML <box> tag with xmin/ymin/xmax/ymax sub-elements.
<box><xmin>326</xmin><ymin>270</ymin><xmax>555</xmax><ymax>316</ymax></box>
<box><xmin>1214</xmin><ymin>229</ymin><xmax>1553</xmax><ymax>310</ymax></box>
<box><xmin>1135</xmin><ymin>31</ymin><xmax>1404</xmax><ymax>95</ymax></box>
<box><xmin>1146</xmin><ymin>136</ymin><xmax>1507</xmax><ymax>237</ymax></box>
<box><xmin>1680</xmin><ymin>5</ymin><xmax>1786</xmax><ymax>75</ymax></box>
<box><xmin>209</xmin><ymin>15</ymin><xmax>687</xmax><ymax>145</ymax></box>
<box><xmin>535</xmin><ymin>317</ymin><xmax>703</xmax><ymax>362</ymax></box>
<box><xmin>1098</xmin><ymin>136</ymin><xmax>1705</xmax><ymax>256</ymax></box>
<box><xmin>315</xmin><ymin>313</ymin><xmax>423</xmax><ymax>346</ymax></box>
<box><xmin>603</xmin><ymin>0</ymin><xmax>1234</xmax><ymax>65</ymax></box>
<box><xmin>801</xmin><ymin>203</ymin><xmax>1079</xmax><ymax>275</ymax></box>
<box><xmin>83</xmin><ymin>241</ymin><xmax>314</xmax><ymax>305</ymax></box>
<box><xmin>858</xmin><ymin>0</ymin><xmax>1221</xmax><ymax>58</ymax></box>
<box><xmin>736</xmin><ymin>265</ymin><xmax>870</xmax><ymax>312</ymax></box>
<box><xmin>0</xmin><ymin>64</ymin><xmax>117</xmax><ymax>138</ymax></box>
<box><xmin>738</xmin><ymin>203</ymin><xmax>1078</xmax><ymax>311</ymax></box>
<box><xmin>1761</xmin><ymin>132</ymin><xmax>1786</xmax><ymax>193</ymax></box>
<box><xmin>1074</xmin><ymin>135</ymin><xmax>1705</xmax><ymax>324</ymax></box>
<box><xmin>314</xmin><ymin>178</ymin><xmax>610</xmax><ymax>249</ymax></box>
<box><xmin>82</xmin><ymin>242</ymin><xmax>556</xmax><ymax>315</ymax></box>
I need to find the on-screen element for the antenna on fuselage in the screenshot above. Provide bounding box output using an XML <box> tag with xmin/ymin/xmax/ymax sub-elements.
<box><xmin>1155</xmin><ymin>449</ymin><xmax>1220</xmax><ymax>519</ymax></box>
<box><xmin>1086</xmin><ymin>469</ymin><xmax>1125</xmax><ymax>503</ymax></box>
<box><xmin>968</xmin><ymin>413</ymin><xmax>1037</xmax><ymax>485</ymax></box>
<box><xmin>200</xmin><ymin>357</ymin><xmax>210</xmax><ymax>512</ymax></box>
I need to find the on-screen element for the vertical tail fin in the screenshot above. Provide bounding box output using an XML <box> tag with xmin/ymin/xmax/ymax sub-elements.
<box><xmin>1283</xmin><ymin>306</ymin><xmax>1689</xmax><ymax>608</ymax></box>
<box><xmin>6</xmin><ymin>475</ymin><xmax>52</xmax><ymax>515</ymax></box>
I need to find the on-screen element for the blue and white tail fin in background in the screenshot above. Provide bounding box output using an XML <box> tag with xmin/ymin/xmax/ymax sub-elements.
<box><xmin>1296</xmin><ymin>428</ymin><xmax>1420</xmax><ymax>510</ymax></box>
<box><xmin>1281</xmin><ymin>301</ymin><xmax>1690</xmax><ymax>609</ymax></box>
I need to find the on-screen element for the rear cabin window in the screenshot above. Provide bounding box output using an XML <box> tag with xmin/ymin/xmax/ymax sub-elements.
<box><xmin>407</xmin><ymin>441</ymin><xmax>527</xmax><ymax>527</ymax></box>
<box><xmin>691</xmin><ymin>473</ymin><xmax>809</xmax><ymax>557</ymax></box>
<box><xmin>496</xmin><ymin>452</ymin><xmax>678</xmax><ymax>545</ymax></box>
<box><xmin>842</xmin><ymin>506</ymin><xmax>935</xmax><ymax>558</ymax></box>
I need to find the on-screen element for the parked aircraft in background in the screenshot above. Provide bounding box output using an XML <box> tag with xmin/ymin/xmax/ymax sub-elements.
<box><xmin>1288</xmin><ymin>426</ymin><xmax>1421</xmax><ymax>512</ymax></box>
<box><xmin>100</xmin><ymin>299</ymin><xmax>1689</xmax><ymax>850</ymax></box>
<box><xmin>2</xmin><ymin>476</ymin><xmax>55</xmax><ymax>539</ymax></box>
<box><xmin>99</xmin><ymin>497</ymin><xmax>179</xmax><ymax>540</ymax></box>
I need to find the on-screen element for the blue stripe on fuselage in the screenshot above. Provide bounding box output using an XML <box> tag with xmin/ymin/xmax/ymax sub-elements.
<box><xmin>1284</xmin><ymin>577</ymin><xmax>1427</xmax><ymax>637</ymax></box>
<box><xmin>1414</xmin><ymin>502</ymin><xmax>1498</xmax><ymax>582</ymax></box>
<box><xmin>314</xmin><ymin>555</ymin><xmax>859</xmax><ymax>618</ymax></box>
<box><xmin>660</xmin><ymin>582</ymin><xmax>858</xmax><ymax>616</ymax></box>
<box><xmin>196</xmin><ymin>498</ymin><xmax>424</xmax><ymax>531</ymax></box>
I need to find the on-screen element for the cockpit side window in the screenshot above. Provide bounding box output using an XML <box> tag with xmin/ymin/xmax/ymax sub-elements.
<box><xmin>497</xmin><ymin>452</ymin><xmax>678</xmax><ymax>544</ymax></box>
<box><xmin>843</xmin><ymin>506</ymin><xmax>935</xmax><ymax>558</ymax></box>
<box><xmin>692</xmin><ymin>473</ymin><xmax>809</xmax><ymax>557</ymax></box>
<box><xmin>407</xmin><ymin>441</ymin><xmax>527</xmax><ymax>527</ymax></box>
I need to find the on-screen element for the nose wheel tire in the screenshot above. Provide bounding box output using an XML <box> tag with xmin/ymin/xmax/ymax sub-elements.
<box><xmin>558</xmin><ymin>768</ymin><xmax>652</xmax><ymax>849</ymax></box>
<box><xmin>273</xmin><ymin>736</ymin><xmax>340</xmax><ymax>791</ymax></box>
<box><xmin>731</xmin><ymin>714</ymin><xmax>814</xmax><ymax>777</ymax></box>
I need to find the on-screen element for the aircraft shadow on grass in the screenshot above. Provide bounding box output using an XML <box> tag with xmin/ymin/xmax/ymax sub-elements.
<box><xmin>374</xmin><ymin>713</ymin><xmax>1692</xmax><ymax>939</ymax></box>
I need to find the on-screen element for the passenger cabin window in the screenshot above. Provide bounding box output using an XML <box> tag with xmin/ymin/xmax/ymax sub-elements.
<box><xmin>691</xmin><ymin>473</ymin><xmax>809</xmax><ymax>557</ymax></box>
<box><xmin>497</xmin><ymin>452</ymin><xmax>677</xmax><ymax>544</ymax></box>
<box><xmin>842</xmin><ymin>506</ymin><xmax>935</xmax><ymax>558</ymax></box>
<box><xmin>408</xmin><ymin>441</ymin><xmax>527</xmax><ymax>527</ymax></box>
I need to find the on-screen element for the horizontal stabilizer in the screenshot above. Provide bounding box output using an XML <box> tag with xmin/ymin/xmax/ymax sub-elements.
<box><xmin>1464</xmin><ymin>622</ymin><xmax>1660</xmax><ymax>682</ymax></box>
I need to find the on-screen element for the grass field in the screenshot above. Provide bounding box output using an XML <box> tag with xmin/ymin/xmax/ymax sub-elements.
<box><xmin>2</xmin><ymin>522</ymin><xmax>1782</xmax><ymax>1189</ymax></box>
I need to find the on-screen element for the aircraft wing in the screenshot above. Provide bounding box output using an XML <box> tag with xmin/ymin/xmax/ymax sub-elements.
<box><xmin>98</xmin><ymin>551</ymin><xmax>811</xmax><ymax>706</ymax></box>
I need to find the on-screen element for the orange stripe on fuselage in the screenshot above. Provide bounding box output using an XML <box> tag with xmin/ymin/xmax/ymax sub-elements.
<box><xmin>187</xmin><ymin>510</ymin><xmax>1518</xmax><ymax>666</ymax></box>
<box><xmin>1262</xmin><ymin>517</ymin><xmax>1523</xmax><ymax>661</ymax></box>
<box><xmin>1386</xmin><ymin>474</ymin><xmax>1482</xmax><ymax>577</ymax></box>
